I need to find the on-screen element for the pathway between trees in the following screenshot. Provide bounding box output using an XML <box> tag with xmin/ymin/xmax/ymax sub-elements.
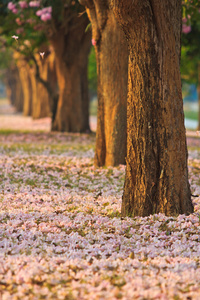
<box><xmin>0</xmin><ymin>98</ymin><xmax>97</xmax><ymax>132</ymax></box>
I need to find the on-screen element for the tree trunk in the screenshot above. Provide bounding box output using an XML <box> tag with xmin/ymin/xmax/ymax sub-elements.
<box><xmin>14</xmin><ymin>68</ymin><xmax>24</xmax><ymax>112</ymax></box>
<box><xmin>29</xmin><ymin>52</ymin><xmax>51</xmax><ymax>119</ymax></box>
<box><xmin>15</xmin><ymin>55</ymin><xmax>32</xmax><ymax>116</ymax></box>
<box><xmin>6</xmin><ymin>66</ymin><xmax>23</xmax><ymax>112</ymax></box>
<box><xmin>47</xmin><ymin>46</ymin><xmax>58</xmax><ymax>124</ymax></box>
<box><xmin>50</xmin><ymin>16</ymin><xmax>91</xmax><ymax>133</ymax></box>
<box><xmin>80</xmin><ymin>0</ymin><xmax>128</xmax><ymax>166</ymax></box>
<box><xmin>110</xmin><ymin>0</ymin><xmax>194</xmax><ymax>216</ymax></box>
<box><xmin>5</xmin><ymin>67</ymin><xmax>15</xmax><ymax>106</ymax></box>
<box><xmin>198</xmin><ymin>62</ymin><xmax>200</xmax><ymax>130</ymax></box>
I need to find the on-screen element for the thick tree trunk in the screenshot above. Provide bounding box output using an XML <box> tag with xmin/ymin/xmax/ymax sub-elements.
<box><xmin>110</xmin><ymin>0</ymin><xmax>194</xmax><ymax>216</ymax></box>
<box><xmin>30</xmin><ymin>53</ymin><xmax>51</xmax><ymax>119</ymax></box>
<box><xmin>80</xmin><ymin>0</ymin><xmax>128</xmax><ymax>166</ymax></box>
<box><xmin>50</xmin><ymin>16</ymin><xmax>91</xmax><ymax>133</ymax></box>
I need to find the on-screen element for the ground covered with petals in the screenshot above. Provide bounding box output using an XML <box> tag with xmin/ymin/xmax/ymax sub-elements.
<box><xmin>0</xmin><ymin>130</ymin><xmax>200</xmax><ymax>300</ymax></box>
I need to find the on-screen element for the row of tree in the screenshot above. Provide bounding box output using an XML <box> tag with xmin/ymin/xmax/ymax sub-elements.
<box><xmin>0</xmin><ymin>0</ymin><xmax>127</xmax><ymax>168</ymax></box>
<box><xmin>1</xmin><ymin>1</ymin><xmax>92</xmax><ymax>133</ymax></box>
<box><xmin>0</xmin><ymin>0</ymin><xmax>199</xmax><ymax>217</ymax></box>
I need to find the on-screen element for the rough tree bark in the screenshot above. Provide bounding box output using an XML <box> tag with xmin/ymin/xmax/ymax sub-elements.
<box><xmin>79</xmin><ymin>0</ymin><xmax>128</xmax><ymax>166</ymax></box>
<box><xmin>49</xmin><ymin>11</ymin><xmax>91</xmax><ymax>133</ymax></box>
<box><xmin>109</xmin><ymin>0</ymin><xmax>194</xmax><ymax>216</ymax></box>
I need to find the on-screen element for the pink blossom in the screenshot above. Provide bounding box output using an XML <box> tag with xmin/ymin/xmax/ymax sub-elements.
<box><xmin>29</xmin><ymin>1</ymin><xmax>40</xmax><ymax>7</ymax></box>
<box><xmin>40</xmin><ymin>13</ymin><xmax>51</xmax><ymax>22</ymax></box>
<box><xmin>19</xmin><ymin>1</ymin><xmax>28</xmax><ymax>9</ymax></box>
<box><xmin>39</xmin><ymin>7</ymin><xmax>52</xmax><ymax>14</ymax></box>
<box><xmin>8</xmin><ymin>2</ymin><xmax>18</xmax><ymax>13</ymax></box>
<box><xmin>43</xmin><ymin>7</ymin><xmax>52</xmax><ymax>14</ymax></box>
<box><xmin>92</xmin><ymin>39</ymin><xmax>96</xmax><ymax>46</ymax></box>
<box><xmin>12</xmin><ymin>8</ymin><xmax>18</xmax><ymax>13</ymax></box>
<box><xmin>7</xmin><ymin>2</ymin><xmax>15</xmax><ymax>10</ymax></box>
<box><xmin>36</xmin><ymin>9</ymin><xmax>42</xmax><ymax>17</ymax></box>
<box><xmin>182</xmin><ymin>24</ymin><xmax>192</xmax><ymax>34</ymax></box>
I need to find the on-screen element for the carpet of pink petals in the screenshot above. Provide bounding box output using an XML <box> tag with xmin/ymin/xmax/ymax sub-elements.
<box><xmin>0</xmin><ymin>113</ymin><xmax>200</xmax><ymax>299</ymax></box>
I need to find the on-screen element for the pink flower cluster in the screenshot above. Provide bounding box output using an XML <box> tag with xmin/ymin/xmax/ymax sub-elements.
<box><xmin>182</xmin><ymin>17</ymin><xmax>192</xmax><ymax>34</ymax></box>
<box><xmin>29</xmin><ymin>1</ymin><xmax>40</xmax><ymax>7</ymax></box>
<box><xmin>36</xmin><ymin>7</ymin><xmax>52</xmax><ymax>22</ymax></box>
<box><xmin>92</xmin><ymin>39</ymin><xmax>97</xmax><ymax>46</ymax></box>
<box><xmin>19</xmin><ymin>1</ymin><xmax>28</xmax><ymax>9</ymax></box>
<box><xmin>7</xmin><ymin>2</ymin><xmax>18</xmax><ymax>14</ymax></box>
<box><xmin>182</xmin><ymin>24</ymin><xmax>192</xmax><ymax>34</ymax></box>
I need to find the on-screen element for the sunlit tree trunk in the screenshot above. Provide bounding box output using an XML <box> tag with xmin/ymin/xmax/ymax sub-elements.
<box><xmin>29</xmin><ymin>52</ymin><xmax>51</xmax><ymax>119</ymax></box>
<box><xmin>80</xmin><ymin>0</ymin><xmax>128</xmax><ymax>166</ymax></box>
<box><xmin>15</xmin><ymin>55</ymin><xmax>32</xmax><ymax>116</ymax></box>
<box><xmin>50</xmin><ymin>15</ymin><xmax>91</xmax><ymax>132</ymax></box>
<box><xmin>110</xmin><ymin>0</ymin><xmax>193</xmax><ymax>216</ymax></box>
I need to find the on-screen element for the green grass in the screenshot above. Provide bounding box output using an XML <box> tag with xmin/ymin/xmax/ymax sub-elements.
<box><xmin>0</xmin><ymin>142</ymin><xmax>95</xmax><ymax>155</ymax></box>
<box><xmin>90</xmin><ymin>99</ymin><xmax>97</xmax><ymax>116</ymax></box>
<box><xmin>0</xmin><ymin>129</ymin><xmax>37</xmax><ymax>135</ymax></box>
<box><xmin>184</xmin><ymin>110</ymin><xmax>198</xmax><ymax>121</ymax></box>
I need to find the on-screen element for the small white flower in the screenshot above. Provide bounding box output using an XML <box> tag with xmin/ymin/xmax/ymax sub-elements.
<box><xmin>39</xmin><ymin>52</ymin><xmax>45</xmax><ymax>59</ymax></box>
<box><xmin>12</xmin><ymin>35</ymin><xmax>19</xmax><ymax>41</ymax></box>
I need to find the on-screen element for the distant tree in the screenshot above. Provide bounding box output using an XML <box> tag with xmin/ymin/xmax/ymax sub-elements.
<box><xmin>47</xmin><ymin>0</ymin><xmax>91</xmax><ymax>132</ymax></box>
<box><xmin>181</xmin><ymin>2</ymin><xmax>200</xmax><ymax>130</ymax></box>
<box><xmin>0</xmin><ymin>0</ymin><xmax>92</xmax><ymax>132</ymax></box>
<box><xmin>0</xmin><ymin>0</ymin><xmax>57</xmax><ymax>119</ymax></box>
<box><xmin>0</xmin><ymin>47</ymin><xmax>24</xmax><ymax>111</ymax></box>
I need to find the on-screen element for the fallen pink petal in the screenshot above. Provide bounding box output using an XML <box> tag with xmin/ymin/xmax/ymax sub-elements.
<box><xmin>0</xmin><ymin>102</ymin><xmax>199</xmax><ymax>299</ymax></box>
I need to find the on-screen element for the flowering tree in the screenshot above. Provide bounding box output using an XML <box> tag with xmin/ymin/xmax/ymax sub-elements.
<box><xmin>46</xmin><ymin>0</ymin><xmax>91</xmax><ymax>132</ymax></box>
<box><xmin>182</xmin><ymin>0</ymin><xmax>200</xmax><ymax>32</ymax></box>
<box><xmin>1</xmin><ymin>0</ymin><xmax>91</xmax><ymax>132</ymax></box>
<box><xmin>0</xmin><ymin>0</ymin><xmax>56</xmax><ymax>118</ymax></box>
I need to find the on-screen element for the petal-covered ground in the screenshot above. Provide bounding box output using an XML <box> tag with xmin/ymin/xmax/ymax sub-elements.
<box><xmin>0</xmin><ymin>112</ymin><xmax>200</xmax><ymax>299</ymax></box>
